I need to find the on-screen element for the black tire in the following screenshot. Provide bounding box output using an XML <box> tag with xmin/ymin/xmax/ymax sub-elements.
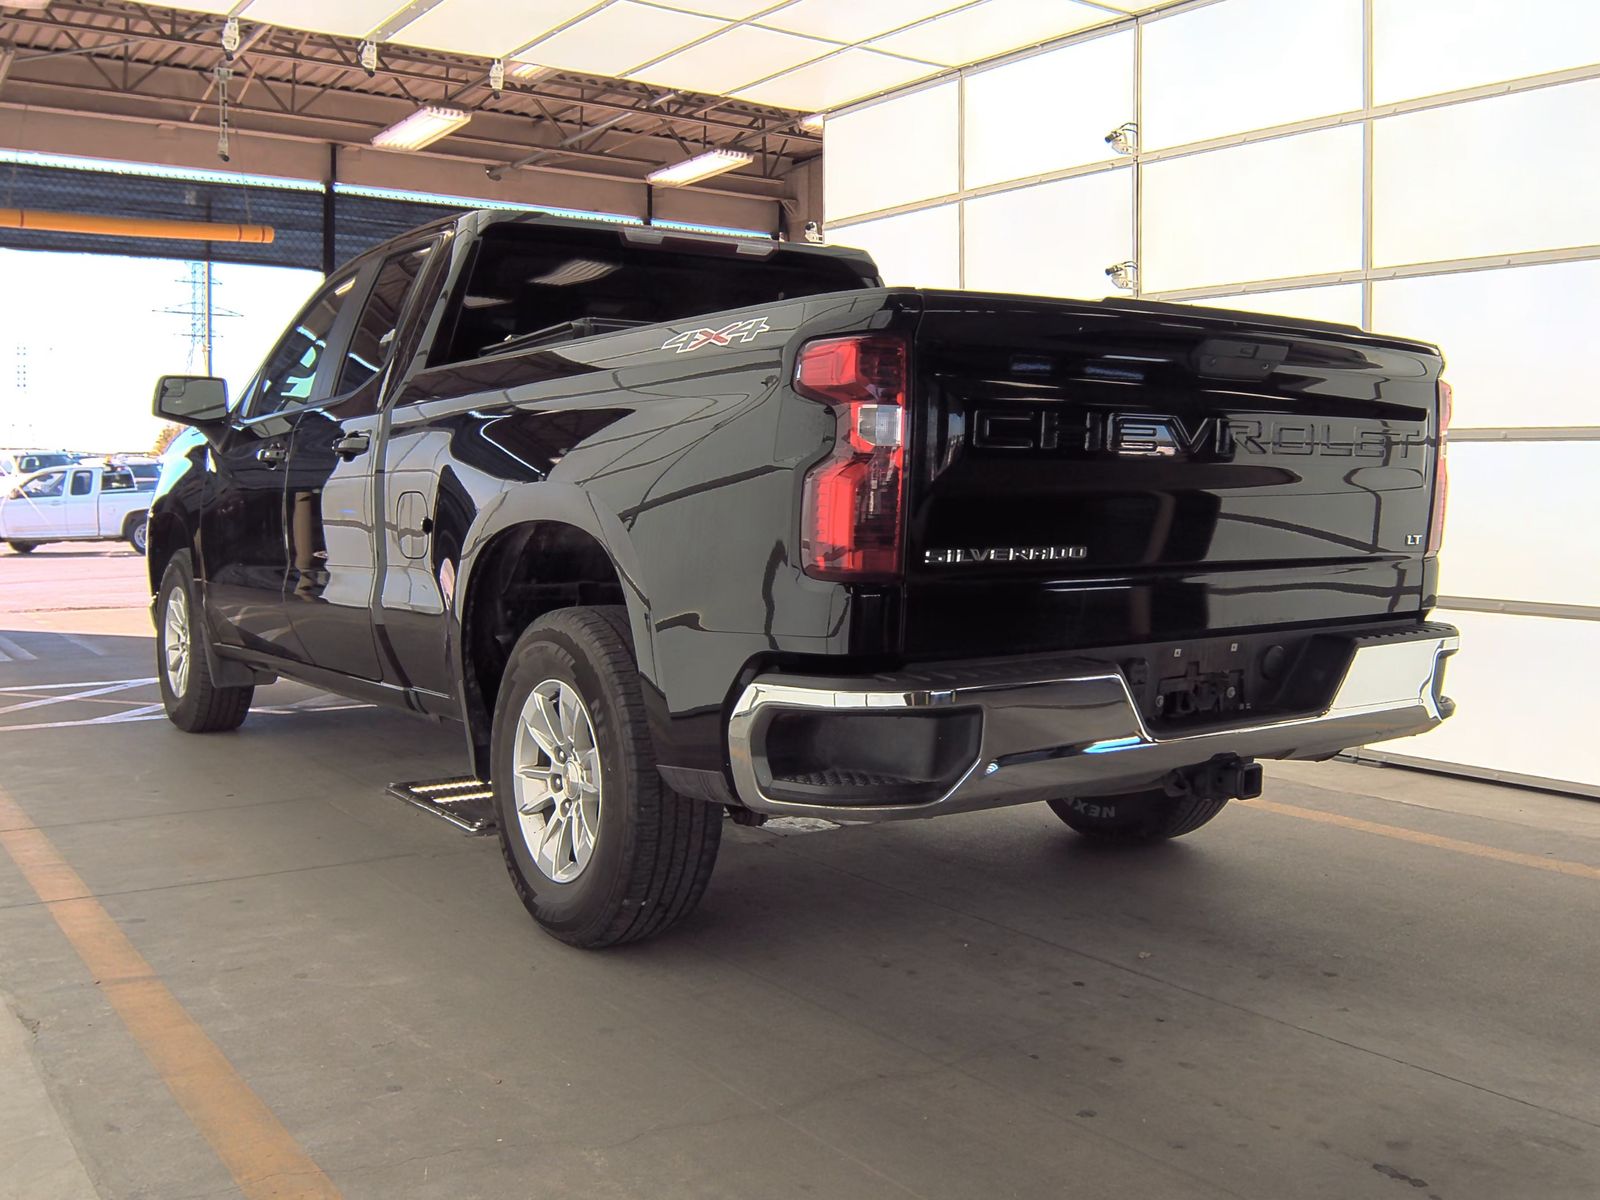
<box><xmin>1048</xmin><ymin>787</ymin><xmax>1228</xmax><ymax>844</ymax></box>
<box><xmin>8</xmin><ymin>541</ymin><xmax>39</xmax><ymax>554</ymax></box>
<box><xmin>125</xmin><ymin>515</ymin><xmax>149</xmax><ymax>556</ymax></box>
<box><xmin>491</xmin><ymin>606</ymin><xmax>721</xmax><ymax>949</ymax></box>
<box><xmin>156</xmin><ymin>551</ymin><xmax>253</xmax><ymax>733</ymax></box>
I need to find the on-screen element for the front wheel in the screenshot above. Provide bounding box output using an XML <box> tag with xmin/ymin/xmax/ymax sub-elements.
<box><xmin>156</xmin><ymin>551</ymin><xmax>253</xmax><ymax>732</ymax></box>
<box><xmin>491</xmin><ymin>606</ymin><xmax>721</xmax><ymax>948</ymax></box>
<box><xmin>1048</xmin><ymin>787</ymin><xmax>1228</xmax><ymax>844</ymax></box>
<box><xmin>8</xmin><ymin>541</ymin><xmax>39</xmax><ymax>554</ymax></box>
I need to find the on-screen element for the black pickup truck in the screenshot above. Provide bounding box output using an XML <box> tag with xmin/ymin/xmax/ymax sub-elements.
<box><xmin>148</xmin><ymin>209</ymin><xmax>1458</xmax><ymax>947</ymax></box>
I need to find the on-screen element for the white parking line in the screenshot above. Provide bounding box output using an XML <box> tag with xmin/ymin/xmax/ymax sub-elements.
<box><xmin>0</xmin><ymin>635</ymin><xmax>38</xmax><ymax>662</ymax></box>
<box><xmin>0</xmin><ymin>708</ymin><xmax>169</xmax><ymax>734</ymax></box>
<box><xmin>0</xmin><ymin>677</ymin><xmax>157</xmax><ymax>693</ymax></box>
<box><xmin>0</xmin><ymin>679</ymin><xmax>158</xmax><ymax>716</ymax></box>
<box><xmin>59</xmin><ymin>634</ymin><xmax>108</xmax><ymax>657</ymax></box>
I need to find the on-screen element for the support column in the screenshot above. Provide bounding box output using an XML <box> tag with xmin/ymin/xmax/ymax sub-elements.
<box><xmin>321</xmin><ymin>143</ymin><xmax>338</xmax><ymax>275</ymax></box>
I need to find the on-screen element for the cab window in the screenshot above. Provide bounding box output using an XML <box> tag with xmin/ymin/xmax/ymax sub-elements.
<box><xmin>337</xmin><ymin>245</ymin><xmax>432</xmax><ymax>395</ymax></box>
<box><xmin>22</xmin><ymin>472</ymin><xmax>64</xmax><ymax>498</ymax></box>
<box><xmin>69</xmin><ymin>471</ymin><xmax>93</xmax><ymax>496</ymax></box>
<box><xmin>248</xmin><ymin>272</ymin><xmax>360</xmax><ymax>418</ymax></box>
<box><xmin>102</xmin><ymin>470</ymin><xmax>137</xmax><ymax>492</ymax></box>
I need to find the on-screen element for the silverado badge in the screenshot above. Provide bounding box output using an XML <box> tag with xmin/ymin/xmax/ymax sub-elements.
<box><xmin>924</xmin><ymin>546</ymin><xmax>1088</xmax><ymax>565</ymax></box>
<box><xmin>662</xmin><ymin>317</ymin><xmax>771</xmax><ymax>353</ymax></box>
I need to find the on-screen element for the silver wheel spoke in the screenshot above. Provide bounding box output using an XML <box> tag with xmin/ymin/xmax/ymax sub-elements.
<box><xmin>527</xmin><ymin>692</ymin><xmax>561</xmax><ymax>757</ymax></box>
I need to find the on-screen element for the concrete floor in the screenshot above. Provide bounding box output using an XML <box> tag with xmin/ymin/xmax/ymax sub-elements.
<box><xmin>1</xmin><ymin>546</ymin><xmax>1597</xmax><ymax>1200</ymax></box>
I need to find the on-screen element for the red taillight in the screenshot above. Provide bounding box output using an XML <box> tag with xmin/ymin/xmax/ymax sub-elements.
<box><xmin>1428</xmin><ymin>378</ymin><xmax>1452</xmax><ymax>553</ymax></box>
<box><xmin>796</xmin><ymin>335</ymin><xmax>907</xmax><ymax>581</ymax></box>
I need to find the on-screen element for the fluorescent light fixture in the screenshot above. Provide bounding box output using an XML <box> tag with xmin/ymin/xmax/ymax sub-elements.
<box><xmin>647</xmin><ymin>149</ymin><xmax>753</xmax><ymax>187</ymax></box>
<box><xmin>799</xmin><ymin>112</ymin><xmax>825</xmax><ymax>132</ymax></box>
<box><xmin>508</xmin><ymin>62</ymin><xmax>558</xmax><ymax>82</ymax></box>
<box><xmin>371</xmin><ymin>106</ymin><xmax>471</xmax><ymax>151</ymax></box>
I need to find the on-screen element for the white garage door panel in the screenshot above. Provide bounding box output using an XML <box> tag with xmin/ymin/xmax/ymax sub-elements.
<box><xmin>832</xmin><ymin>204</ymin><xmax>961</xmax><ymax>289</ymax></box>
<box><xmin>1376</xmin><ymin>610</ymin><xmax>1600</xmax><ymax>790</ymax></box>
<box><xmin>1373</xmin><ymin>0</ymin><xmax>1600</xmax><ymax>105</ymax></box>
<box><xmin>1190</xmin><ymin>284</ymin><xmax>1364</xmax><ymax>328</ymax></box>
<box><xmin>1438</xmin><ymin>443</ymin><xmax>1600</xmax><ymax>607</ymax></box>
<box><xmin>1141</xmin><ymin>0</ymin><xmax>1362</xmax><ymax>149</ymax></box>
<box><xmin>962</xmin><ymin>170</ymin><xmax>1131</xmax><ymax>300</ymax></box>
<box><xmin>962</xmin><ymin>32</ymin><xmax>1133</xmax><ymax>190</ymax></box>
<box><xmin>1371</xmin><ymin>261</ymin><xmax>1600</xmax><ymax>430</ymax></box>
<box><xmin>1373</xmin><ymin>80</ymin><xmax>1600</xmax><ymax>267</ymax></box>
<box><xmin>1141</xmin><ymin>126</ymin><xmax>1364</xmax><ymax>293</ymax></box>
<box><xmin>824</xmin><ymin>83</ymin><xmax>960</xmax><ymax>221</ymax></box>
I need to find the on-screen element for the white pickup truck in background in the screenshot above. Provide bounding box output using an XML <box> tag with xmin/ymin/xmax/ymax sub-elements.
<box><xmin>1</xmin><ymin>460</ymin><xmax>154</xmax><ymax>554</ymax></box>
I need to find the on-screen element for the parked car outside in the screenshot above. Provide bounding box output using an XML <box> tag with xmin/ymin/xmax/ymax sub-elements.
<box><xmin>1</xmin><ymin>459</ymin><xmax>153</xmax><ymax>554</ymax></box>
<box><xmin>0</xmin><ymin>449</ymin><xmax>82</xmax><ymax>493</ymax></box>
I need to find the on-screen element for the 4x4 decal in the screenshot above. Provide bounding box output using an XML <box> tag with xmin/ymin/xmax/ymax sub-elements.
<box><xmin>662</xmin><ymin>317</ymin><xmax>771</xmax><ymax>354</ymax></box>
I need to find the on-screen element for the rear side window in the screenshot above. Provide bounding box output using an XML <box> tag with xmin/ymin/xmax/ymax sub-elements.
<box><xmin>338</xmin><ymin>245</ymin><xmax>432</xmax><ymax>394</ymax></box>
<box><xmin>69</xmin><ymin>471</ymin><xmax>93</xmax><ymax>496</ymax></box>
<box><xmin>437</xmin><ymin>225</ymin><xmax>876</xmax><ymax>364</ymax></box>
<box><xmin>102</xmin><ymin>470</ymin><xmax>136</xmax><ymax>492</ymax></box>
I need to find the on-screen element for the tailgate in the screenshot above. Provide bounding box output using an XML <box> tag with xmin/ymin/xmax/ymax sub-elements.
<box><xmin>904</xmin><ymin>293</ymin><xmax>1443</xmax><ymax>657</ymax></box>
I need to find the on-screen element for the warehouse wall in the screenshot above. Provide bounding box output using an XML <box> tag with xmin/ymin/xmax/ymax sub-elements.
<box><xmin>824</xmin><ymin>0</ymin><xmax>1600</xmax><ymax>794</ymax></box>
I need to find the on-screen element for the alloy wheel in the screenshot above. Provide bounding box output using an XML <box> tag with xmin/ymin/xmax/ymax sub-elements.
<box><xmin>163</xmin><ymin>585</ymin><xmax>191</xmax><ymax>698</ymax></box>
<box><xmin>513</xmin><ymin>678</ymin><xmax>603</xmax><ymax>884</ymax></box>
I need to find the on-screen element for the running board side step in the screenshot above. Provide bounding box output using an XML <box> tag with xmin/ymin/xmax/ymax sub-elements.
<box><xmin>386</xmin><ymin>777</ymin><xmax>497</xmax><ymax>835</ymax></box>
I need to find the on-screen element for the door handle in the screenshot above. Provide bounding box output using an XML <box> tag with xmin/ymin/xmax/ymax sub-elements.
<box><xmin>256</xmin><ymin>444</ymin><xmax>287</xmax><ymax>465</ymax></box>
<box><xmin>333</xmin><ymin>432</ymin><xmax>371</xmax><ymax>460</ymax></box>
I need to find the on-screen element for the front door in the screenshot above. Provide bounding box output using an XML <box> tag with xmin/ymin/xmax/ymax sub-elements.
<box><xmin>201</xmin><ymin>269</ymin><xmax>363</xmax><ymax>660</ymax></box>
<box><xmin>3</xmin><ymin>470</ymin><xmax>71</xmax><ymax>539</ymax></box>
<box><xmin>282</xmin><ymin>242</ymin><xmax>435</xmax><ymax>682</ymax></box>
<box><xmin>63</xmin><ymin>469</ymin><xmax>98</xmax><ymax>537</ymax></box>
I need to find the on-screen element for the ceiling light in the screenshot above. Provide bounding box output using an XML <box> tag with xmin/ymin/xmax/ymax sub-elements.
<box><xmin>372</xmin><ymin>106</ymin><xmax>471</xmax><ymax>151</ymax></box>
<box><xmin>509</xmin><ymin>62</ymin><xmax>557</xmax><ymax>83</ymax></box>
<box><xmin>799</xmin><ymin>113</ymin><xmax>824</xmax><ymax>132</ymax></box>
<box><xmin>647</xmin><ymin>149</ymin><xmax>753</xmax><ymax>187</ymax></box>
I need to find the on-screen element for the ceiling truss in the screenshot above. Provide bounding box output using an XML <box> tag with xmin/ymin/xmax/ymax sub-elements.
<box><xmin>0</xmin><ymin>0</ymin><xmax>821</xmax><ymax>193</ymax></box>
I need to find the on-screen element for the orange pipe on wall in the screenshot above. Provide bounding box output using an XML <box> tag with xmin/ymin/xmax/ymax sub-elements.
<box><xmin>0</xmin><ymin>208</ymin><xmax>275</xmax><ymax>244</ymax></box>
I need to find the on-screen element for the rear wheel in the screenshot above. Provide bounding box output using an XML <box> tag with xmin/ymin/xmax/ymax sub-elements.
<box><xmin>125</xmin><ymin>515</ymin><xmax>149</xmax><ymax>555</ymax></box>
<box><xmin>1048</xmin><ymin>787</ymin><xmax>1228</xmax><ymax>844</ymax></box>
<box><xmin>8</xmin><ymin>541</ymin><xmax>38</xmax><ymax>554</ymax></box>
<box><xmin>491</xmin><ymin>606</ymin><xmax>721</xmax><ymax>948</ymax></box>
<box><xmin>156</xmin><ymin>551</ymin><xmax>253</xmax><ymax>733</ymax></box>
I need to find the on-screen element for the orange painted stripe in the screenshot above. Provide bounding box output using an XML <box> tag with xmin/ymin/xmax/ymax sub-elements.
<box><xmin>1239</xmin><ymin>796</ymin><xmax>1600</xmax><ymax>882</ymax></box>
<box><xmin>0</xmin><ymin>792</ymin><xmax>341</xmax><ymax>1200</ymax></box>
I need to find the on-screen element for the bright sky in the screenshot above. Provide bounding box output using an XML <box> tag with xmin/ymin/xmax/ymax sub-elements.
<box><xmin>0</xmin><ymin>249</ymin><xmax>320</xmax><ymax>453</ymax></box>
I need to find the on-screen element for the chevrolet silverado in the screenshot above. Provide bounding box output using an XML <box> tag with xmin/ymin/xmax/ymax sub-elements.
<box><xmin>146</xmin><ymin>210</ymin><xmax>1458</xmax><ymax>947</ymax></box>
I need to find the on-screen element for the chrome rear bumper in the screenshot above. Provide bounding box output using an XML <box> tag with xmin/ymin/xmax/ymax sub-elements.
<box><xmin>728</xmin><ymin>624</ymin><xmax>1458</xmax><ymax>821</ymax></box>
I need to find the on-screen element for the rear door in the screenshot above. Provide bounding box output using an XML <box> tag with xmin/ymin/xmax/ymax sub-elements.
<box><xmin>904</xmin><ymin>294</ymin><xmax>1443</xmax><ymax>657</ymax></box>
<box><xmin>282</xmin><ymin>240</ymin><xmax>437</xmax><ymax>682</ymax></box>
<box><xmin>202</xmin><ymin>269</ymin><xmax>363</xmax><ymax>660</ymax></box>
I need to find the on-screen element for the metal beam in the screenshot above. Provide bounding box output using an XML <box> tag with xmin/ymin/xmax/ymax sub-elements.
<box><xmin>1</xmin><ymin>8</ymin><xmax>820</xmax><ymax>148</ymax></box>
<box><xmin>0</xmin><ymin>95</ymin><xmax>787</xmax><ymax>204</ymax></box>
<box><xmin>0</xmin><ymin>71</ymin><xmax>780</xmax><ymax>188</ymax></box>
